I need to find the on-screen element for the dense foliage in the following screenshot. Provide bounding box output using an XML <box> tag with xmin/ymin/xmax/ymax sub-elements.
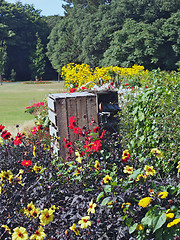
<box><xmin>0</xmin><ymin>0</ymin><xmax>56</xmax><ymax>80</ymax></box>
<box><xmin>0</xmin><ymin>69</ymin><xmax>179</xmax><ymax>239</ymax></box>
<box><xmin>47</xmin><ymin>0</ymin><xmax>180</xmax><ymax>71</ymax></box>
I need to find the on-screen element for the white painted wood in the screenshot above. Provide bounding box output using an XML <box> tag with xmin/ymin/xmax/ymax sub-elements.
<box><xmin>48</xmin><ymin>110</ymin><xmax>57</xmax><ymax>126</ymax></box>
<box><xmin>47</xmin><ymin>97</ymin><xmax>55</xmax><ymax>112</ymax></box>
<box><xmin>49</xmin><ymin>124</ymin><xmax>58</xmax><ymax>136</ymax></box>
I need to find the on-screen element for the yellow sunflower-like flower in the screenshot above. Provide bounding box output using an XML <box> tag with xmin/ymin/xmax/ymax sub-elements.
<box><xmin>157</xmin><ymin>191</ymin><xmax>168</xmax><ymax>199</ymax></box>
<box><xmin>39</xmin><ymin>209</ymin><xmax>54</xmax><ymax>225</ymax></box>
<box><xmin>24</xmin><ymin>201</ymin><xmax>35</xmax><ymax>216</ymax></box>
<box><xmin>1</xmin><ymin>225</ymin><xmax>11</xmax><ymax>234</ymax></box>
<box><xmin>75</xmin><ymin>151</ymin><xmax>82</xmax><ymax>163</ymax></box>
<box><xmin>136</xmin><ymin>224</ymin><xmax>143</xmax><ymax>231</ymax></box>
<box><xmin>33</xmin><ymin>145</ymin><xmax>36</xmax><ymax>157</ymax></box>
<box><xmin>138</xmin><ymin>197</ymin><xmax>151</xmax><ymax>208</ymax></box>
<box><xmin>136</xmin><ymin>174</ymin><xmax>147</xmax><ymax>181</ymax></box>
<box><xmin>30</xmin><ymin>208</ymin><xmax>40</xmax><ymax>219</ymax></box>
<box><xmin>103</xmin><ymin>175</ymin><xmax>112</xmax><ymax>184</ymax></box>
<box><xmin>176</xmin><ymin>161</ymin><xmax>180</xmax><ymax>173</ymax></box>
<box><xmin>32</xmin><ymin>163</ymin><xmax>42</xmax><ymax>173</ymax></box>
<box><xmin>87</xmin><ymin>199</ymin><xmax>97</xmax><ymax>214</ymax></box>
<box><xmin>78</xmin><ymin>216</ymin><xmax>91</xmax><ymax>229</ymax></box>
<box><xmin>123</xmin><ymin>166</ymin><xmax>134</xmax><ymax>174</ymax></box>
<box><xmin>0</xmin><ymin>170</ymin><xmax>13</xmax><ymax>181</ymax></box>
<box><xmin>49</xmin><ymin>205</ymin><xmax>56</xmax><ymax>213</ymax></box>
<box><xmin>151</xmin><ymin>148</ymin><xmax>163</xmax><ymax>158</ymax></box>
<box><xmin>12</xmin><ymin>227</ymin><xmax>28</xmax><ymax>240</ymax></box>
<box><xmin>94</xmin><ymin>160</ymin><xmax>100</xmax><ymax>169</ymax></box>
<box><xmin>69</xmin><ymin>223</ymin><xmax>80</xmax><ymax>236</ymax></box>
<box><xmin>144</xmin><ymin>165</ymin><xmax>156</xmax><ymax>176</ymax></box>
<box><xmin>30</xmin><ymin>226</ymin><xmax>47</xmax><ymax>240</ymax></box>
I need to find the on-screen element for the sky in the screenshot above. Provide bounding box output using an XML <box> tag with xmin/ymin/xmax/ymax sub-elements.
<box><xmin>5</xmin><ymin>0</ymin><xmax>66</xmax><ymax>16</ymax></box>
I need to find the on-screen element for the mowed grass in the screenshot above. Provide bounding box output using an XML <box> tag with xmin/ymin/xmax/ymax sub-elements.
<box><xmin>0</xmin><ymin>81</ymin><xmax>64</xmax><ymax>129</ymax></box>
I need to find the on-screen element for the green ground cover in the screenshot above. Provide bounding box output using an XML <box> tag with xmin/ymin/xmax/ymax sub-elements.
<box><xmin>0</xmin><ymin>81</ymin><xmax>64</xmax><ymax>128</ymax></box>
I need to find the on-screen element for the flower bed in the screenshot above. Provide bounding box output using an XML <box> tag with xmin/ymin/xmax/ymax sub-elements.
<box><xmin>0</xmin><ymin>68</ymin><xmax>179</xmax><ymax>240</ymax></box>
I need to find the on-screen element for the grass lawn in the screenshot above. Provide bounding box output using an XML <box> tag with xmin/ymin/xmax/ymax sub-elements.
<box><xmin>0</xmin><ymin>81</ymin><xmax>64</xmax><ymax>130</ymax></box>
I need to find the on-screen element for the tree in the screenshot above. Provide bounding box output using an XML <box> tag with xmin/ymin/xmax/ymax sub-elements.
<box><xmin>29</xmin><ymin>32</ymin><xmax>46</xmax><ymax>80</ymax></box>
<box><xmin>0</xmin><ymin>41</ymin><xmax>7</xmax><ymax>85</ymax></box>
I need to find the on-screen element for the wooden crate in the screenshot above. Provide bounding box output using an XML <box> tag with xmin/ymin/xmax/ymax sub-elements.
<box><xmin>47</xmin><ymin>92</ymin><xmax>98</xmax><ymax>160</ymax></box>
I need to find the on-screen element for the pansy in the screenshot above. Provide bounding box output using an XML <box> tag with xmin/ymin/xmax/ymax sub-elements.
<box><xmin>151</xmin><ymin>148</ymin><xmax>163</xmax><ymax>159</ymax></box>
<box><xmin>122</xmin><ymin>150</ymin><xmax>130</xmax><ymax>162</ymax></box>
<box><xmin>123</xmin><ymin>166</ymin><xmax>133</xmax><ymax>174</ymax></box>
<box><xmin>103</xmin><ymin>175</ymin><xmax>112</xmax><ymax>184</ymax></box>
<box><xmin>144</xmin><ymin>165</ymin><xmax>156</xmax><ymax>176</ymax></box>
<box><xmin>69</xmin><ymin>223</ymin><xmax>80</xmax><ymax>236</ymax></box>
<box><xmin>24</xmin><ymin>202</ymin><xmax>35</xmax><ymax>216</ymax></box>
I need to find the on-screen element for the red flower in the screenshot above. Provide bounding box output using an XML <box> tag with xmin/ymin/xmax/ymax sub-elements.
<box><xmin>68</xmin><ymin>116</ymin><xmax>76</xmax><ymax>129</ymax></box>
<box><xmin>93</xmin><ymin>126</ymin><xmax>100</xmax><ymax>133</ymax></box>
<box><xmin>127</xmin><ymin>87</ymin><xmax>129</xmax><ymax>89</ymax></box>
<box><xmin>145</xmin><ymin>86</ymin><xmax>148</xmax><ymax>88</ymax></box>
<box><xmin>100</xmin><ymin>129</ymin><xmax>106</xmax><ymax>139</ymax></box>
<box><xmin>82</xmin><ymin>87</ymin><xmax>88</xmax><ymax>90</ymax></box>
<box><xmin>74</xmin><ymin>127</ymin><xmax>82</xmax><ymax>135</ymax></box>
<box><xmin>131</xmin><ymin>87</ymin><xmax>134</xmax><ymax>90</ymax></box>
<box><xmin>125</xmin><ymin>83</ymin><xmax>129</xmax><ymax>86</ymax></box>
<box><xmin>31</xmin><ymin>127</ymin><xmax>37</xmax><ymax>134</ymax></box>
<box><xmin>91</xmin><ymin>139</ymin><xmax>102</xmax><ymax>152</ymax></box>
<box><xmin>1</xmin><ymin>130</ymin><xmax>11</xmax><ymax>140</ymax></box>
<box><xmin>21</xmin><ymin>159</ymin><xmax>32</xmax><ymax>167</ymax></box>
<box><xmin>37</xmin><ymin>125</ymin><xmax>43</xmax><ymax>130</ymax></box>
<box><xmin>64</xmin><ymin>141</ymin><xmax>72</xmax><ymax>149</ymax></box>
<box><xmin>14</xmin><ymin>133</ymin><xmax>23</xmax><ymax>145</ymax></box>
<box><xmin>110</xmin><ymin>82</ymin><xmax>114</xmax><ymax>86</ymax></box>
<box><xmin>0</xmin><ymin>124</ymin><xmax>5</xmax><ymax>132</ymax></box>
<box><xmin>69</xmin><ymin>88</ymin><xmax>77</xmax><ymax>93</ymax></box>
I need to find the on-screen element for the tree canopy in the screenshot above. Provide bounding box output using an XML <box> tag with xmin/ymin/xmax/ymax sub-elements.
<box><xmin>47</xmin><ymin>0</ymin><xmax>180</xmax><ymax>71</ymax></box>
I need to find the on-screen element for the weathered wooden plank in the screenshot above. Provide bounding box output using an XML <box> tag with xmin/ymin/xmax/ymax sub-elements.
<box><xmin>55</xmin><ymin>98</ymin><xmax>69</xmax><ymax>161</ymax></box>
<box><xmin>47</xmin><ymin>97</ymin><xmax>56</xmax><ymax>112</ymax></box>
<box><xmin>87</xmin><ymin>95</ymin><xmax>98</xmax><ymax>131</ymax></box>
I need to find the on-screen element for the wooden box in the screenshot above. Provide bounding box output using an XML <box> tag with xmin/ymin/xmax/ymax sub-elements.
<box><xmin>47</xmin><ymin>92</ymin><xmax>98</xmax><ymax>160</ymax></box>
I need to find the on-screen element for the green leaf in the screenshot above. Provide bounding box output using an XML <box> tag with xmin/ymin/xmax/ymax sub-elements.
<box><xmin>129</xmin><ymin>168</ymin><xmax>141</xmax><ymax>180</ymax></box>
<box><xmin>152</xmin><ymin>213</ymin><xmax>166</xmax><ymax>233</ymax></box>
<box><xmin>129</xmin><ymin>223</ymin><xmax>138</xmax><ymax>234</ymax></box>
<box><xmin>96</xmin><ymin>192</ymin><xmax>104</xmax><ymax>202</ymax></box>
<box><xmin>138</xmin><ymin>110</ymin><xmax>145</xmax><ymax>121</ymax></box>
<box><xmin>104</xmin><ymin>185</ymin><xmax>112</xmax><ymax>193</ymax></box>
<box><xmin>101</xmin><ymin>197</ymin><xmax>112</xmax><ymax>206</ymax></box>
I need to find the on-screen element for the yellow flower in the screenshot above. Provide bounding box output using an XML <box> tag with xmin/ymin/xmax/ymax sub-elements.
<box><xmin>75</xmin><ymin>151</ymin><xmax>82</xmax><ymax>163</ymax></box>
<box><xmin>121</xmin><ymin>202</ymin><xmax>131</xmax><ymax>208</ymax></box>
<box><xmin>30</xmin><ymin>208</ymin><xmax>40</xmax><ymax>219</ymax></box>
<box><xmin>24</xmin><ymin>202</ymin><xmax>35</xmax><ymax>216</ymax></box>
<box><xmin>136</xmin><ymin>174</ymin><xmax>147</xmax><ymax>181</ymax></box>
<box><xmin>94</xmin><ymin>160</ymin><xmax>100</xmax><ymax>169</ymax></box>
<box><xmin>50</xmin><ymin>205</ymin><xmax>56</xmax><ymax>213</ymax></box>
<box><xmin>33</xmin><ymin>163</ymin><xmax>42</xmax><ymax>173</ymax></box>
<box><xmin>138</xmin><ymin>197</ymin><xmax>151</xmax><ymax>208</ymax></box>
<box><xmin>157</xmin><ymin>191</ymin><xmax>168</xmax><ymax>199</ymax></box>
<box><xmin>151</xmin><ymin>148</ymin><xmax>163</xmax><ymax>158</ymax></box>
<box><xmin>0</xmin><ymin>170</ymin><xmax>13</xmax><ymax>181</ymax></box>
<box><xmin>166</xmin><ymin>213</ymin><xmax>175</xmax><ymax>219</ymax></box>
<box><xmin>69</xmin><ymin>223</ymin><xmax>80</xmax><ymax>236</ymax></box>
<box><xmin>167</xmin><ymin>218</ymin><xmax>180</xmax><ymax>228</ymax></box>
<box><xmin>30</xmin><ymin>226</ymin><xmax>47</xmax><ymax>240</ymax></box>
<box><xmin>1</xmin><ymin>225</ymin><xmax>11</xmax><ymax>234</ymax></box>
<box><xmin>123</xmin><ymin>166</ymin><xmax>133</xmax><ymax>174</ymax></box>
<box><xmin>122</xmin><ymin>150</ymin><xmax>130</xmax><ymax>162</ymax></box>
<box><xmin>136</xmin><ymin>224</ymin><xmax>143</xmax><ymax>231</ymax></box>
<box><xmin>176</xmin><ymin>161</ymin><xmax>180</xmax><ymax>172</ymax></box>
<box><xmin>33</xmin><ymin>145</ymin><xmax>36</xmax><ymax>157</ymax></box>
<box><xmin>0</xmin><ymin>137</ymin><xmax>3</xmax><ymax>145</ymax></box>
<box><xmin>103</xmin><ymin>175</ymin><xmax>112</xmax><ymax>184</ymax></box>
<box><xmin>12</xmin><ymin>227</ymin><xmax>28</xmax><ymax>240</ymax></box>
<box><xmin>39</xmin><ymin>209</ymin><xmax>54</xmax><ymax>225</ymax></box>
<box><xmin>87</xmin><ymin>199</ymin><xmax>97</xmax><ymax>214</ymax></box>
<box><xmin>78</xmin><ymin>216</ymin><xmax>91</xmax><ymax>229</ymax></box>
<box><xmin>144</xmin><ymin>165</ymin><xmax>156</xmax><ymax>176</ymax></box>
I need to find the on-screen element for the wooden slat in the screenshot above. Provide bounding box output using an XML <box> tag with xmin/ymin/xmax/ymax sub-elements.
<box><xmin>76</xmin><ymin>96</ymin><xmax>88</xmax><ymax>139</ymax></box>
<box><xmin>49</xmin><ymin>124</ymin><xmax>58</xmax><ymax>137</ymax></box>
<box><xmin>87</xmin><ymin>95</ymin><xmax>98</xmax><ymax>131</ymax></box>
<box><xmin>55</xmin><ymin>98</ymin><xmax>69</xmax><ymax>161</ymax></box>
<box><xmin>48</xmin><ymin>110</ymin><xmax>57</xmax><ymax>126</ymax></box>
<box><xmin>47</xmin><ymin>97</ymin><xmax>56</xmax><ymax>112</ymax></box>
